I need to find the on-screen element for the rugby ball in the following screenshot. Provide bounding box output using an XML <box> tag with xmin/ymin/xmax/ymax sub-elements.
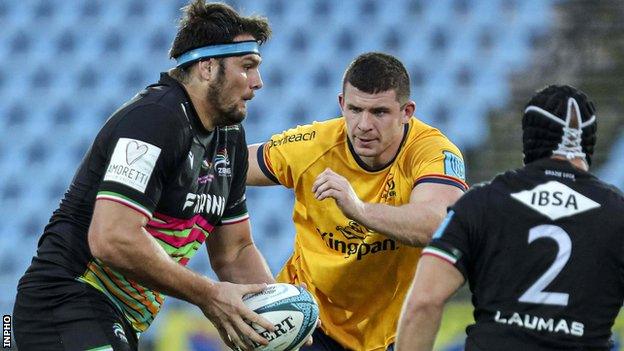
<box><xmin>243</xmin><ymin>283</ymin><xmax>319</xmax><ymax>351</ymax></box>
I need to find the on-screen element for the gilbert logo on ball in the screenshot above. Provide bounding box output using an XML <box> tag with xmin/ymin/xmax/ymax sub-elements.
<box><xmin>243</xmin><ymin>283</ymin><xmax>319</xmax><ymax>351</ymax></box>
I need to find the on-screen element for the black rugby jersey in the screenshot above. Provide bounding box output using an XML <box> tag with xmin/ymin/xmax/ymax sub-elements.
<box><xmin>18</xmin><ymin>73</ymin><xmax>249</xmax><ymax>332</ymax></box>
<box><xmin>425</xmin><ymin>158</ymin><xmax>624</xmax><ymax>350</ymax></box>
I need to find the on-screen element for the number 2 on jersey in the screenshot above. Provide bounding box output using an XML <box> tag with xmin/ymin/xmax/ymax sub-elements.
<box><xmin>518</xmin><ymin>224</ymin><xmax>571</xmax><ymax>306</ymax></box>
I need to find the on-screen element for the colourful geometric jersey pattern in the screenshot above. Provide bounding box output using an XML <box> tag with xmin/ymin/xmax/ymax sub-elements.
<box><xmin>79</xmin><ymin>205</ymin><xmax>215</xmax><ymax>332</ymax></box>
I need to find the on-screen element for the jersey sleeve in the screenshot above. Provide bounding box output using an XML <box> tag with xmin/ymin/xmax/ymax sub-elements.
<box><xmin>220</xmin><ymin>126</ymin><xmax>250</xmax><ymax>225</ymax></box>
<box><xmin>256</xmin><ymin>124</ymin><xmax>317</xmax><ymax>189</ymax></box>
<box><xmin>96</xmin><ymin>104</ymin><xmax>186</xmax><ymax>219</ymax></box>
<box><xmin>423</xmin><ymin>189</ymin><xmax>483</xmax><ymax>278</ymax></box>
<box><xmin>411</xmin><ymin>134</ymin><xmax>468</xmax><ymax>191</ymax></box>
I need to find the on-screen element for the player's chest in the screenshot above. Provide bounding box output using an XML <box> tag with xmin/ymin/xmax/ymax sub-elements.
<box><xmin>157</xmin><ymin>140</ymin><xmax>236</xmax><ymax>223</ymax></box>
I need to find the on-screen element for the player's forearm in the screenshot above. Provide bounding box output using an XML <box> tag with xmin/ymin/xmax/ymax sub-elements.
<box><xmin>355</xmin><ymin>202</ymin><xmax>444</xmax><ymax>247</ymax></box>
<box><xmin>212</xmin><ymin>243</ymin><xmax>275</xmax><ymax>284</ymax></box>
<box><xmin>92</xmin><ymin>228</ymin><xmax>214</xmax><ymax>306</ymax></box>
<box><xmin>396</xmin><ymin>302</ymin><xmax>443</xmax><ymax>351</ymax></box>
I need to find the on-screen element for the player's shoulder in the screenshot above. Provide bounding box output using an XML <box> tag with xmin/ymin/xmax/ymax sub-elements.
<box><xmin>583</xmin><ymin>175</ymin><xmax>624</xmax><ymax>211</ymax></box>
<box><xmin>106</xmin><ymin>88</ymin><xmax>185</xmax><ymax>130</ymax></box>
<box><xmin>457</xmin><ymin>179</ymin><xmax>492</xmax><ymax>205</ymax></box>
<box><xmin>96</xmin><ymin>82</ymin><xmax>193</xmax><ymax>157</ymax></box>
<box><xmin>403</xmin><ymin>117</ymin><xmax>463</xmax><ymax>156</ymax></box>
<box><xmin>586</xmin><ymin>175</ymin><xmax>624</xmax><ymax>197</ymax></box>
<box><xmin>472</xmin><ymin>167</ymin><xmax>538</xmax><ymax>200</ymax></box>
<box><xmin>267</xmin><ymin>117</ymin><xmax>344</xmax><ymax>154</ymax></box>
<box><xmin>100</xmin><ymin>103</ymin><xmax>187</xmax><ymax>154</ymax></box>
<box><xmin>454</xmin><ymin>170</ymin><xmax>518</xmax><ymax>208</ymax></box>
<box><xmin>140</xmin><ymin>72</ymin><xmax>192</xmax><ymax>108</ymax></box>
<box><xmin>398</xmin><ymin>117</ymin><xmax>466</xmax><ymax>182</ymax></box>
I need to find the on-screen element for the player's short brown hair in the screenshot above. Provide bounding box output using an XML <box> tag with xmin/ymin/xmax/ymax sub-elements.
<box><xmin>342</xmin><ymin>52</ymin><xmax>411</xmax><ymax>104</ymax></box>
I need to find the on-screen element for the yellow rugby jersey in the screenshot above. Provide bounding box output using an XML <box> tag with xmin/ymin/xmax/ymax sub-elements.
<box><xmin>257</xmin><ymin>117</ymin><xmax>467</xmax><ymax>350</ymax></box>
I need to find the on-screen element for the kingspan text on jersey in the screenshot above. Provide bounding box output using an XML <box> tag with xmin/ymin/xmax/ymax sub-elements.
<box><xmin>316</xmin><ymin>228</ymin><xmax>398</xmax><ymax>260</ymax></box>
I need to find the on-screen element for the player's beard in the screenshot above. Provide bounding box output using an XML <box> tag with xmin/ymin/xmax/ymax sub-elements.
<box><xmin>206</xmin><ymin>61</ymin><xmax>246</xmax><ymax>127</ymax></box>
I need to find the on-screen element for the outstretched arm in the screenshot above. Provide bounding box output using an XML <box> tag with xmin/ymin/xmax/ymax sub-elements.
<box><xmin>396</xmin><ymin>255</ymin><xmax>465</xmax><ymax>351</ymax></box>
<box><xmin>312</xmin><ymin>168</ymin><xmax>463</xmax><ymax>246</ymax></box>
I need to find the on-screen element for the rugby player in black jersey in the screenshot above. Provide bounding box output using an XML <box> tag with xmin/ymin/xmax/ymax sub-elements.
<box><xmin>13</xmin><ymin>1</ymin><xmax>277</xmax><ymax>350</ymax></box>
<box><xmin>396</xmin><ymin>85</ymin><xmax>624</xmax><ymax>351</ymax></box>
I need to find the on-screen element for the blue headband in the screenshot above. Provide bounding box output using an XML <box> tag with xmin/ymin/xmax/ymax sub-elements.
<box><xmin>175</xmin><ymin>41</ymin><xmax>260</xmax><ymax>67</ymax></box>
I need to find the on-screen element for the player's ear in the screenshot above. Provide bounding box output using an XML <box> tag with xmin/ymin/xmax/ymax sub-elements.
<box><xmin>197</xmin><ymin>59</ymin><xmax>214</xmax><ymax>81</ymax></box>
<box><xmin>403</xmin><ymin>100</ymin><xmax>416</xmax><ymax>122</ymax></box>
<box><xmin>338</xmin><ymin>93</ymin><xmax>345</xmax><ymax>112</ymax></box>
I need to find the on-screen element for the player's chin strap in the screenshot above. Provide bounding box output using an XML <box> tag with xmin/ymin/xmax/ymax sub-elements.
<box><xmin>524</xmin><ymin>98</ymin><xmax>596</xmax><ymax>161</ymax></box>
<box><xmin>175</xmin><ymin>40</ymin><xmax>260</xmax><ymax>67</ymax></box>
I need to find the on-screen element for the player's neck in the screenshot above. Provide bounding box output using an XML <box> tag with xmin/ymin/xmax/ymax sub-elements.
<box><xmin>550</xmin><ymin>155</ymin><xmax>589</xmax><ymax>172</ymax></box>
<box><xmin>182</xmin><ymin>82</ymin><xmax>216</xmax><ymax>132</ymax></box>
<box><xmin>361</xmin><ymin>136</ymin><xmax>403</xmax><ymax>169</ymax></box>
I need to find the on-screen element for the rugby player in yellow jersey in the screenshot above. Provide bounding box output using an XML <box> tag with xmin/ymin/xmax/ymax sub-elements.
<box><xmin>248</xmin><ymin>52</ymin><xmax>468</xmax><ymax>351</ymax></box>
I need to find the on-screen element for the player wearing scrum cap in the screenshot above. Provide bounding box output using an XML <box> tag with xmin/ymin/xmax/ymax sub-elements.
<box><xmin>396</xmin><ymin>85</ymin><xmax>624</xmax><ymax>351</ymax></box>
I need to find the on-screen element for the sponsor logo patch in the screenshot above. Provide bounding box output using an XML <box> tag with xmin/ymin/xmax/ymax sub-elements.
<box><xmin>510</xmin><ymin>181</ymin><xmax>601</xmax><ymax>220</ymax></box>
<box><xmin>443</xmin><ymin>151</ymin><xmax>465</xmax><ymax>180</ymax></box>
<box><xmin>316</xmin><ymin>220</ymin><xmax>398</xmax><ymax>260</ymax></box>
<box><xmin>269</xmin><ymin>130</ymin><xmax>316</xmax><ymax>148</ymax></box>
<box><xmin>380</xmin><ymin>173</ymin><xmax>396</xmax><ymax>200</ymax></box>
<box><xmin>183</xmin><ymin>193</ymin><xmax>226</xmax><ymax>216</ymax></box>
<box><xmin>214</xmin><ymin>148</ymin><xmax>231</xmax><ymax>177</ymax></box>
<box><xmin>104</xmin><ymin>138</ymin><xmax>161</xmax><ymax>193</ymax></box>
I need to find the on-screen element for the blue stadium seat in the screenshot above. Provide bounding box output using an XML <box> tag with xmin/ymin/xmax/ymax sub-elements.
<box><xmin>0</xmin><ymin>2</ymin><xmax>9</xmax><ymax>21</ymax></box>
<box><xmin>10</xmin><ymin>30</ymin><xmax>33</xmax><ymax>56</ymax></box>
